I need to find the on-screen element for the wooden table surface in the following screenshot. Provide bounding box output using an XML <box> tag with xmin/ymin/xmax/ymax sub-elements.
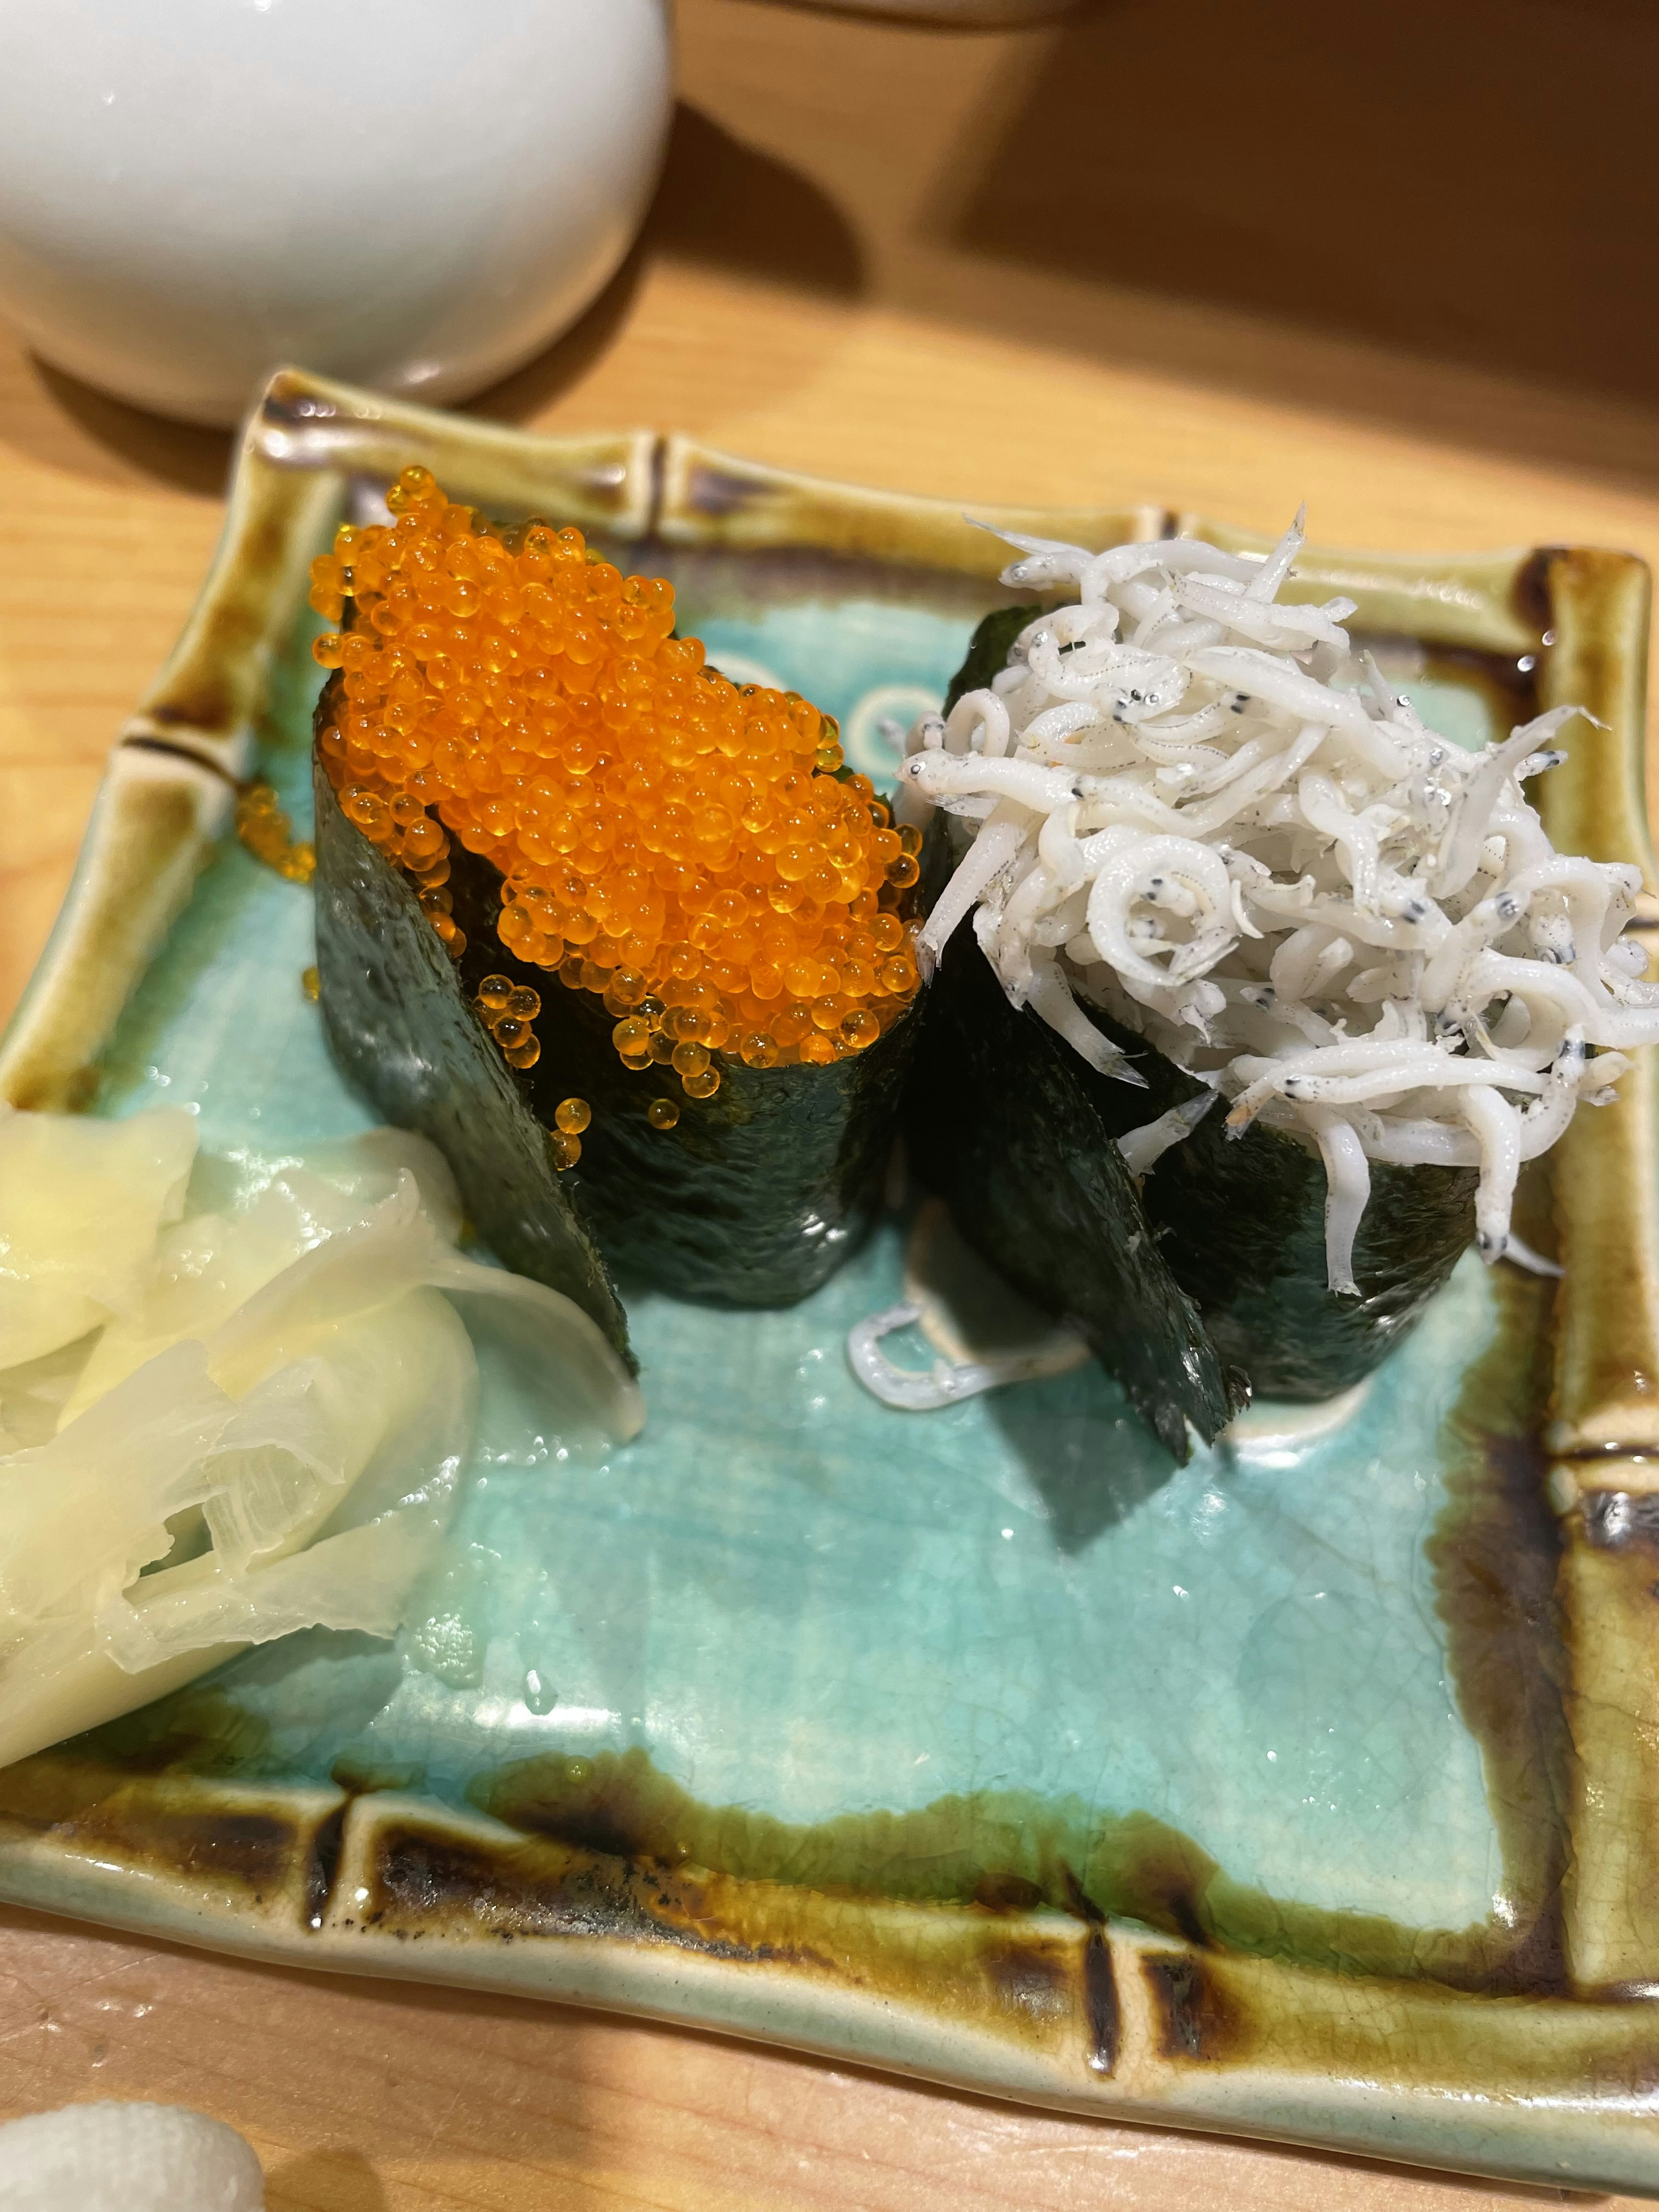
<box><xmin>3</xmin><ymin>1</ymin><xmax>1657</xmax><ymax>2202</ymax></box>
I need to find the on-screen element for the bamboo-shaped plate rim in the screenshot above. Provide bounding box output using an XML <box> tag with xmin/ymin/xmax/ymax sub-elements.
<box><xmin>3</xmin><ymin>366</ymin><xmax>1658</xmax><ymax>2197</ymax></box>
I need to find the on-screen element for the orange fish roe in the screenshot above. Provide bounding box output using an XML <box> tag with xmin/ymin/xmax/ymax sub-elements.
<box><xmin>236</xmin><ymin>778</ymin><xmax>315</xmax><ymax>884</ymax></box>
<box><xmin>313</xmin><ymin>467</ymin><xmax>925</xmax><ymax>1100</ymax></box>
<box><xmin>474</xmin><ymin>976</ymin><xmax>543</xmax><ymax>1070</ymax></box>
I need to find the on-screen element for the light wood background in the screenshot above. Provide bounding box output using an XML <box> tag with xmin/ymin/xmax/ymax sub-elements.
<box><xmin>2</xmin><ymin>0</ymin><xmax>1656</xmax><ymax>2202</ymax></box>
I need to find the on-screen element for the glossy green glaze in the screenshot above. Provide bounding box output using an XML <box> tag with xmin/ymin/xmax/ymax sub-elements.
<box><xmin>89</xmin><ymin>564</ymin><xmax>1509</xmax><ymax>1927</ymax></box>
<box><xmin>5</xmin><ymin>374</ymin><xmax>1657</xmax><ymax>2198</ymax></box>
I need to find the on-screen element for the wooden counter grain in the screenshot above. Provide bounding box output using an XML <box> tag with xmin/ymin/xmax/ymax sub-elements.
<box><xmin>2</xmin><ymin>0</ymin><xmax>1655</xmax><ymax>2201</ymax></box>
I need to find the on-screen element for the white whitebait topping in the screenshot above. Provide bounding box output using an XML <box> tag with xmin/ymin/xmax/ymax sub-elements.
<box><xmin>906</xmin><ymin>512</ymin><xmax>1659</xmax><ymax>1288</ymax></box>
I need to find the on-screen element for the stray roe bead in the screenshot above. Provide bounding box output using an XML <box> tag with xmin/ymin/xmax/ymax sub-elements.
<box><xmin>647</xmin><ymin>1096</ymin><xmax>680</xmax><ymax>1130</ymax></box>
<box><xmin>555</xmin><ymin>1097</ymin><xmax>591</xmax><ymax>1134</ymax></box>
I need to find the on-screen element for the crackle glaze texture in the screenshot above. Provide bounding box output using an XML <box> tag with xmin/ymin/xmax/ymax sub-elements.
<box><xmin>2</xmin><ymin>371</ymin><xmax>1658</xmax><ymax>2199</ymax></box>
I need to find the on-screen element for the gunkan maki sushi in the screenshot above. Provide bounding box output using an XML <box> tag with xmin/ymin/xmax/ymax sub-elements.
<box><xmin>309</xmin><ymin>466</ymin><xmax>928</xmax><ymax>1336</ymax></box>
<box><xmin>902</xmin><ymin>512</ymin><xmax>1659</xmax><ymax>1405</ymax></box>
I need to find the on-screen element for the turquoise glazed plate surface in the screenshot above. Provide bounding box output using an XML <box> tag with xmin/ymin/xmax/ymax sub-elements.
<box><xmin>5</xmin><ymin>369</ymin><xmax>1659</xmax><ymax>2195</ymax></box>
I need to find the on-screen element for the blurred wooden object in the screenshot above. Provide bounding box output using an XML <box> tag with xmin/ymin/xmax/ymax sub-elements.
<box><xmin>1</xmin><ymin>0</ymin><xmax>1656</xmax><ymax>2202</ymax></box>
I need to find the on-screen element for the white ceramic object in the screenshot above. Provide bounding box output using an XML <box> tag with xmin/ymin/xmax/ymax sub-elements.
<box><xmin>0</xmin><ymin>0</ymin><xmax>672</xmax><ymax>427</ymax></box>
<box><xmin>0</xmin><ymin>2102</ymin><xmax>264</xmax><ymax>2211</ymax></box>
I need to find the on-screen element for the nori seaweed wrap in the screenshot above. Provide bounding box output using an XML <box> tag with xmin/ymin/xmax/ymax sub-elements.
<box><xmin>905</xmin><ymin>929</ymin><xmax>1244</xmax><ymax>1460</ymax></box>
<box><xmin>907</xmin><ymin>925</ymin><xmax>1477</xmax><ymax>1414</ymax></box>
<box><xmin>1056</xmin><ymin>1004</ymin><xmax>1479</xmax><ymax>1399</ymax></box>
<box><xmin>311</xmin><ymin>751</ymin><xmax>632</xmax><ymax>1361</ymax></box>
<box><xmin>944</xmin><ymin>603</ymin><xmax>1041</xmax><ymax>715</ymax></box>
<box><xmin>306</xmin><ymin>470</ymin><xmax>927</xmax><ymax>1316</ymax></box>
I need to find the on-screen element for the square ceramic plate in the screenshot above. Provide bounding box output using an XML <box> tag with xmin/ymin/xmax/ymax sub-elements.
<box><xmin>4</xmin><ymin>368</ymin><xmax>1659</xmax><ymax>2196</ymax></box>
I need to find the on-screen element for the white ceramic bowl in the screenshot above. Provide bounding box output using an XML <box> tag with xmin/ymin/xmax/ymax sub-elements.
<box><xmin>0</xmin><ymin>2102</ymin><xmax>265</xmax><ymax>2212</ymax></box>
<box><xmin>0</xmin><ymin>0</ymin><xmax>672</xmax><ymax>427</ymax></box>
